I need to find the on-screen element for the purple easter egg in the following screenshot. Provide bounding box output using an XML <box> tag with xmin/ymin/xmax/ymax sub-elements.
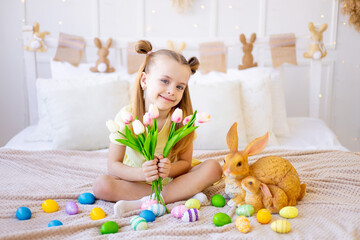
<box><xmin>65</xmin><ymin>201</ymin><xmax>79</xmax><ymax>215</ymax></box>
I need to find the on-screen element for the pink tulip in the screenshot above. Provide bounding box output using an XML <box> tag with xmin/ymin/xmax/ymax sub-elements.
<box><xmin>196</xmin><ymin>112</ymin><xmax>211</xmax><ymax>123</ymax></box>
<box><xmin>171</xmin><ymin>108</ymin><xmax>183</xmax><ymax>123</ymax></box>
<box><xmin>149</xmin><ymin>104</ymin><xmax>159</xmax><ymax>119</ymax></box>
<box><xmin>121</xmin><ymin>109</ymin><xmax>134</xmax><ymax>124</ymax></box>
<box><xmin>143</xmin><ymin>112</ymin><xmax>153</xmax><ymax>126</ymax></box>
<box><xmin>183</xmin><ymin>115</ymin><xmax>192</xmax><ymax>125</ymax></box>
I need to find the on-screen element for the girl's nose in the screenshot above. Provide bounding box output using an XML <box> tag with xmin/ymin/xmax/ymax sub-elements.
<box><xmin>167</xmin><ymin>90</ymin><xmax>174</xmax><ymax>96</ymax></box>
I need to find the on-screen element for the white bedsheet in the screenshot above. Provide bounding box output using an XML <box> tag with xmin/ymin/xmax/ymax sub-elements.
<box><xmin>4</xmin><ymin>117</ymin><xmax>348</xmax><ymax>152</ymax></box>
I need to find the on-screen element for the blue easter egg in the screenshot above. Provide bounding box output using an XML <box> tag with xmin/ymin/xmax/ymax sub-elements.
<box><xmin>78</xmin><ymin>192</ymin><xmax>95</xmax><ymax>204</ymax></box>
<box><xmin>139</xmin><ymin>210</ymin><xmax>156</xmax><ymax>222</ymax></box>
<box><xmin>48</xmin><ymin>220</ymin><xmax>63</xmax><ymax>227</ymax></box>
<box><xmin>16</xmin><ymin>206</ymin><xmax>32</xmax><ymax>220</ymax></box>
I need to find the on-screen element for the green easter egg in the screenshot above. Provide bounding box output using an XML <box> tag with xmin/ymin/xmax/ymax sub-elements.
<box><xmin>211</xmin><ymin>194</ymin><xmax>226</xmax><ymax>207</ymax></box>
<box><xmin>213</xmin><ymin>212</ymin><xmax>231</xmax><ymax>227</ymax></box>
<box><xmin>236</xmin><ymin>204</ymin><xmax>255</xmax><ymax>217</ymax></box>
<box><xmin>101</xmin><ymin>221</ymin><xmax>119</xmax><ymax>234</ymax></box>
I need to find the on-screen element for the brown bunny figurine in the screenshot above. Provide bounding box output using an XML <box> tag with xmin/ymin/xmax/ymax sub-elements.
<box><xmin>241</xmin><ymin>176</ymin><xmax>288</xmax><ymax>213</ymax></box>
<box><xmin>24</xmin><ymin>22</ymin><xmax>50</xmax><ymax>52</ymax></box>
<box><xmin>90</xmin><ymin>37</ymin><xmax>115</xmax><ymax>73</ymax></box>
<box><xmin>303</xmin><ymin>22</ymin><xmax>328</xmax><ymax>60</ymax></box>
<box><xmin>238</xmin><ymin>33</ymin><xmax>258</xmax><ymax>70</ymax></box>
<box><xmin>223</xmin><ymin>123</ymin><xmax>306</xmax><ymax>207</ymax></box>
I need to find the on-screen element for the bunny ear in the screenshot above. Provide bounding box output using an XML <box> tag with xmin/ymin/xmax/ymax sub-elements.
<box><xmin>167</xmin><ymin>40</ymin><xmax>175</xmax><ymax>51</ymax></box>
<box><xmin>33</xmin><ymin>22</ymin><xmax>39</xmax><ymax>33</ymax></box>
<box><xmin>105</xmin><ymin>38</ymin><xmax>113</xmax><ymax>49</ymax></box>
<box><xmin>244</xmin><ymin>132</ymin><xmax>268</xmax><ymax>156</ymax></box>
<box><xmin>177</xmin><ymin>42</ymin><xmax>186</xmax><ymax>53</ymax></box>
<box><xmin>226</xmin><ymin>122</ymin><xmax>238</xmax><ymax>152</ymax></box>
<box><xmin>240</xmin><ymin>34</ymin><xmax>247</xmax><ymax>44</ymax></box>
<box><xmin>250</xmin><ymin>33</ymin><xmax>257</xmax><ymax>43</ymax></box>
<box><xmin>94</xmin><ymin>38</ymin><xmax>102</xmax><ymax>48</ymax></box>
<box><xmin>308</xmin><ymin>22</ymin><xmax>315</xmax><ymax>32</ymax></box>
<box><xmin>260</xmin><ymin>183</ymin><xmax>272</xmax><ymax>197</ymax></box>
<box><xmin>319</xmin><ymin>23</ymin><xmax>328</xmax><ymax>33</ymax></box>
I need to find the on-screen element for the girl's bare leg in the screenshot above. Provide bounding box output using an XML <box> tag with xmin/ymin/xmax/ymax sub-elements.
<box><xmin>161</xmin><ymin>159</ymin><xmax>223</xmax><ymax>203</ymax></box>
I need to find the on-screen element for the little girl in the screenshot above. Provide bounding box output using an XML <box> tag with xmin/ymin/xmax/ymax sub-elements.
<box><xmin>92</xmin><ymin>40</ymin><xmax>223</xmax><ymax>216</ymax></box>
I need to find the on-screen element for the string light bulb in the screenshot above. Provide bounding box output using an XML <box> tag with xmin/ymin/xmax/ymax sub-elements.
<box><xmin>20</xmin><ymin>0</ymin><xmax>25</xmax><ymax>3</ymax></box>
<box><xmin>152</xmin><ymin>10</ymin><xmax>156</xmax><ymax>14</ymax></box>
<box><xmin>320</xmin><ymin>14</ymin><xmax>324</xmax><ymax>18</ymax></box>
<box><xmin>58</xmin><ymin>21</ymin><xmax>62</xmax><ymax>25</ymax></box>
<box><xmin>318</xmin><ymin>93</ymin><xmax>323</xmax><ymax>98</ymax></box>
<box><xmin>201</xmin><ymin>5</ymin><xmax>205</xmax><ymax>9</ymax></box>
<box><xmin>146</xmin><ymin>26</ymin><xmax>152</xmax><ymax>32</ymax></box>
<box><xmin>228</xmin><ymin>5</ymin><xmax>233</xmax><ymax>9</ymax></box>
<box><xmin>235</xmin><ymin>26</ymin><xmax>240</xmax><ymax>30</ymax></box>
<box><xmin>193</xmin><ymin>24</ymin><xmax>198</xmax><ymax>28</ymax></box>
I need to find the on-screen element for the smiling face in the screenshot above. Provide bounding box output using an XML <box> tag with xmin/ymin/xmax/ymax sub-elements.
<box><xmin>140</xmin><ymin>55</ymin><xmax>191</xmax><ymax>114</ymax></box>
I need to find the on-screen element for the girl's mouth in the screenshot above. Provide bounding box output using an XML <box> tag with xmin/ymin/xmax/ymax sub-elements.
<box><xmin>160</xmin><ymin>95</ymin><xmax>175</xmax><ymax>102</ymax></box>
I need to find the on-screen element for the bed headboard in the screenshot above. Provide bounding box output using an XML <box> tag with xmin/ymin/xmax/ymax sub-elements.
<box><xmin>20</xmin><ymin>0</ymin><xmax>339</xmax><ymax>128</ymax></box>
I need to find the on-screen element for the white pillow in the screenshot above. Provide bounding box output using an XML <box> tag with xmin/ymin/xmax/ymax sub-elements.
<box><xmin>237</xmin><ymin>71</ymin><xmax>278</xmax><ymax>145</ymax></box>
<box><xmin>189</xmin><ymin>80</ymin><xmax>247</xmax><ymax>150</ymax></box>
<box><xmin>44</xmin><ymin>78</ymin><xmax>130</xmax><ymax>150</ymax></box>
<box><xmin>26</xmin><ymin>75</ymin><xmax>123</xmax><ymax>142</ymax></box>
<box><xmin>226</xmin><ymin>68</ymin><xmax>289</xmax><ymax>137</ymax></box>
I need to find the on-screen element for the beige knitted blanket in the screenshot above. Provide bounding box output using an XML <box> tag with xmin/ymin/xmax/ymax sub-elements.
<box><xmin>0</xmin><ymin>148</ymin><xmax>359</xmax><ymax>239</ymax></box>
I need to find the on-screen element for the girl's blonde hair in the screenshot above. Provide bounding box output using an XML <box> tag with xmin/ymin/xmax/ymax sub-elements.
<box><xmin>131</xmin><ymin>40</ymin><xmax>199</xmax><ymax>162</ymax></box>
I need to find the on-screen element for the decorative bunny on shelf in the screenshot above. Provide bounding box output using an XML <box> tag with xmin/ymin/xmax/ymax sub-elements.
<box><xmin>238</xmin><ymin>33</ymin><xmax>258</xmax><ymax>70</ymax></box>
<box><xmin>303</xmin><ymin>22</ymin><xmax>328</xmax><ymax>60</ymax></box>
<box><xmin>223</xmin><ymin>123</ymin><xmax>306</xmax><ymax>207</ymax></box>
<box><xmin>167</xmin><ymin>40</ymin><xmax>186</xmax><ymax>53</ymax></box>
<box><xmin>90</xmin><ymin>37</ymin><xmax>115</xmax><ymax>73</ymax></box>
<box><xmin>241</xmin><ymin>176</ymin><xmax>288</xmax><ymax>213</ymax></box>
<box><xmin>23</xmin><ymin>22</ymin><xmax>50</xmax><ymax>52</ymax></box>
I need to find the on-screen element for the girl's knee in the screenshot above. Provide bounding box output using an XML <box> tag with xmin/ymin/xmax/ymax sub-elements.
<box><xmin>203</xmin><ymin>160</ymin><xmax>223</xmax><ymax>181</ymax></box>
<box><xmin>92</xmin><ymin>175</ymin><xmax>115</xmax><ymax>199</ymax></box>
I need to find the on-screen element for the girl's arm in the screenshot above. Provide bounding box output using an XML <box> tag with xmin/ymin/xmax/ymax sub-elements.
<box><xmin>158</xmin><ymin>143</ymin><xmax>193</xmax><ymax>178</ymax></box>
<box><xmin>108</xmin><ymin>143</ymin><xmax>159</xmax><ymax>182</ymax></box>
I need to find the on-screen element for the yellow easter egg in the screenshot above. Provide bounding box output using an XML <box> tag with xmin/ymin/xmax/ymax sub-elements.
<box><xmin>235</xmin><ymin>216</ymin><xmax>251</xmax><ymax>233</ymax></box>
<box><xmin>42</xmin><ymin>199</ymin><xmax>59</xmax><ymax>213</ymax></box>
<box><xmin>279</xmin><ymin>206</ymin><xmax>298</xmax><ymax>219</ymax></box>
<box><xmin>271</xmin><ymin>220</ymin><xmax>291</xmax><ymax>233</ymax></box>
<box><xmin>256</xmin><ymin>209</ymin><xmax>271</xmax><ymax>224</ymax></box>
<box><xmin>90</xmin><ymin>207</ymin><xmax>106</xmax><ymax>220</ymax></box>
<box><xmin>185</xmin><ymin>198</ymin><xmax>201</xmax><ymax>210</ymax></box>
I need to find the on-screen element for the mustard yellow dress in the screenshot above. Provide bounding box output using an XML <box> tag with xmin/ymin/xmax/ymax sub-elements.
<box><xmin>109</xmin><ymin>105</ymin><xmax>201</xmax><ymax>185</ymax></box>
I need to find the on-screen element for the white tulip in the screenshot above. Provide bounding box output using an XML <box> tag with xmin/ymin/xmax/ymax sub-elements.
<box><xmin>132</xmin><ymin>119</ymin><xmax>145</xmax><ymax>135</ymax></box>
<box><xmin>106</xmin><ymin>120</ymin><xmax>119</xmax><ymax>133</ymax></box>
<box><xmin>149</xmin><ymin>104</ymin><xmax>159</xmax><ymax>119</ymax></box>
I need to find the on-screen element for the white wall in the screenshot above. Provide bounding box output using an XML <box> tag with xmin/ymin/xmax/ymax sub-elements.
<box><xmin>0</xmin><ymin>0</ymin><xmax>359</xmax><ymax>151</ymax></box>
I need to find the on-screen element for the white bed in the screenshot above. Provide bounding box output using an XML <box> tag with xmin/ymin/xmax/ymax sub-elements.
<box><xmin>4</xmin><ymin>117</ymin><xmax>347</xmax><ymax>152</ymax></box>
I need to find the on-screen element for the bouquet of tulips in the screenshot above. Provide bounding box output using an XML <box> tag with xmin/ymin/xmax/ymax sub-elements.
<box><xmin>106</xmin><ymin>104</ymin><xmax>210</xmax><ymax>213</ymax></box>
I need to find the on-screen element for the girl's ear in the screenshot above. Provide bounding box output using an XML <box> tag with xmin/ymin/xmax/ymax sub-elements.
<box><xmin>140</xmin><ymin>72</ymin><xmax>147</xmax><ymax>90</ymax></box>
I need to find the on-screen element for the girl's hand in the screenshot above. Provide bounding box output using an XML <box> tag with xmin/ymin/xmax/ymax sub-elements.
<box><xmin>142</xmin><ymin>159</ymin><xmax>159</xmax><ymax>182</ymax></box>
<box><xmin>158</xmin><ymin>155</ymin><xmax>171</xmax><ymax>178</ymax></box>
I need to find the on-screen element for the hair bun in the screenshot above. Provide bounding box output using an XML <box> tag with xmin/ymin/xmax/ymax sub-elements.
<box><xmin>135</xmin><ymin>40</ymin><xmax>153</xmax><ymax>55</ymax></box>
<box><xmin>187</xmin><ymin>57</ymin><xmax>200</xmax><ymax>74</ymax></box>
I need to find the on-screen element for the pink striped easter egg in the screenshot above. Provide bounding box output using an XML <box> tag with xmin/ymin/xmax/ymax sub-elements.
<box><xmin>171</xmin><ymin>205</ymin><xmax>188</xmax><ymax>219</ymax></box>
<box><xmin>141</xmin><ymin>199</ymin><xmax>157</xmax><ymax>210</ymax></box>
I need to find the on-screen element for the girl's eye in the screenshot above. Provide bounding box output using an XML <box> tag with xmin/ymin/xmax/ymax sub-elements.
<box><xmin>177</xmin><ymin>85</ymin><xmax>184</xmax><ymax>90</ymax></box>
<box><xmin>161</xmin><ymin>79</ymin><xmax>169</xmax><ymax>84</ymax></box>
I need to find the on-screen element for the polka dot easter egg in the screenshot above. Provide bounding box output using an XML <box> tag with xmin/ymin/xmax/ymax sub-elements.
<box><xmin>171</xmin><ymin>205</ymin><xmax>188</xmax><ymax>219</ymax></box>
<box><xmin>236</xmin><ymin>204</ymin><xmax>254</xmax><ymax>217</ymax></box>
<box><xmin>256</xmin><ymin>209</ymin><xmax>271</xmax><ymax>224</ymax></box>
<box><xmin>271</xmin><ymin>220</ymin><xmax>291</xmax><ymax>233</ymax></box>
<box><xmin>147</xmin><ymin>203</ymin><xmax>166</xmax><ymax>217</ymax></box>
<box><xmin>131</xmin><ymin>216</ymin><xmax>148</xmax><ymax>231</ymax></box>
<box><xmin>90</xmin><ymin>207</ymin><xmax>106</xmax><ymax>220</ymax></box>
<box><xmin>181</xmin><ymin>208</ymin><xmax>200</xmax><ymax>222</ymax></box>
<box><xmin>185</xmin><ymin>198</ymin><xmax>201</xmax><ymax>210</ymax></box>
<box><xmin>42</xmin><ymin>199</ymin><xmax>59</xmax><ymax>213</ymax></box>
<box><xmin>279</xmin><ymin>206</ymin><xmax>298</xmax><ymax>219</ymax></box>
<box><xmin>235</xmin><ymin>216</ymin><xmax>251</xmax><ymax>233</ymax></box>
<box><xmin>141</xmin><ymin>199</ymin><xmax>157</xmax><ymax>210</ymax></box>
